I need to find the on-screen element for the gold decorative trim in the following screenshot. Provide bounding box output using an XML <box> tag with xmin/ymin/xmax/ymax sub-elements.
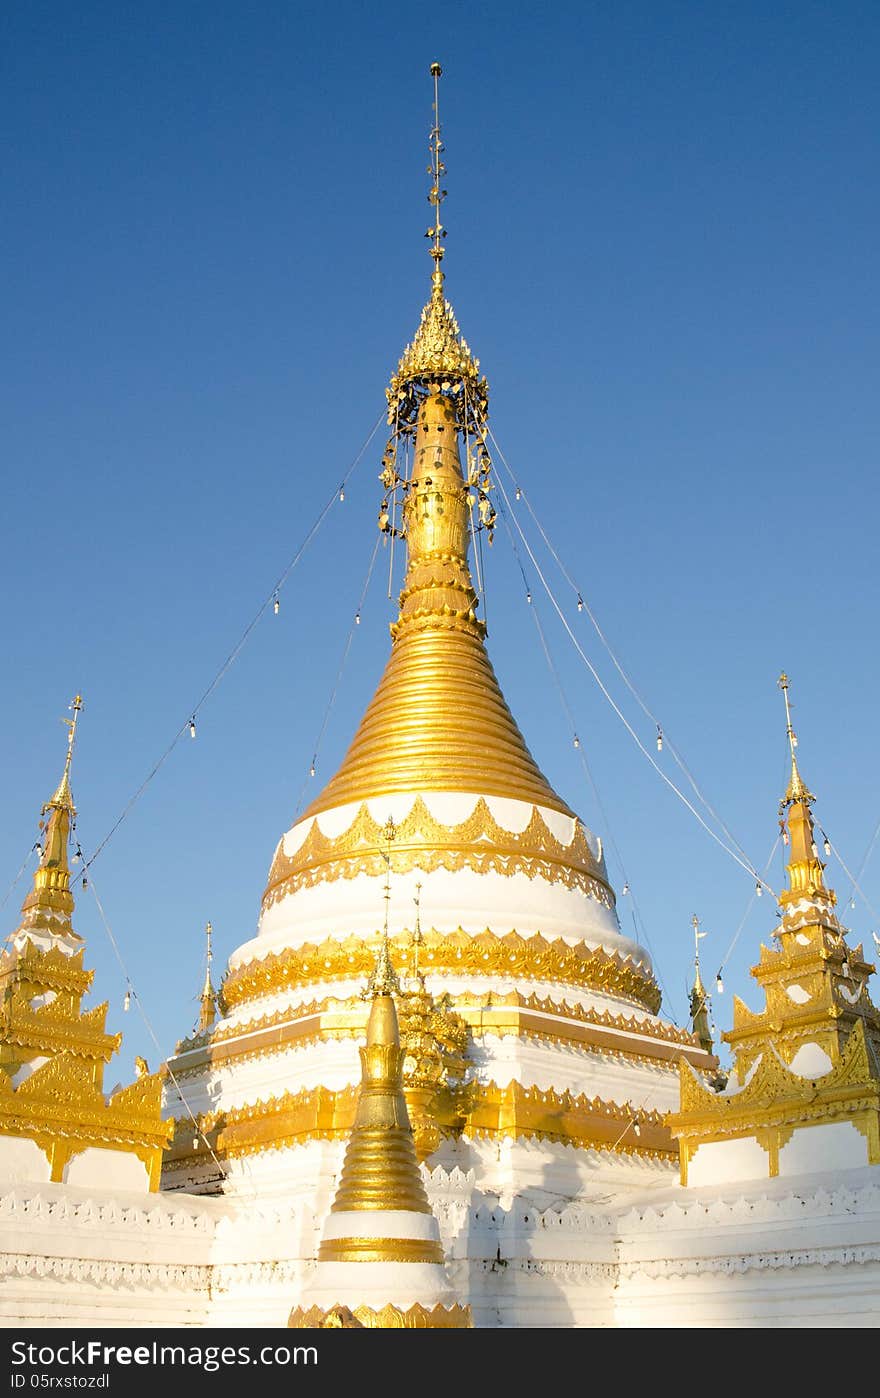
<box><xmin>0</xmin><ymin>1054</ymin><xmax>173</xmax><ymax>1189</ymax></box>
<box><xmin>167</xmin><ymin>1077</ymin><xmax>673</xmax><ymax>1163</ymax></box>
<box><xmin>669</xmin><ymin>1020</ymin><xmax>880</xmax><ymax>1183</ymax></box>
<box><xmin>264</xmin><ymin>797</ymin><xmax>610</xmax><ymax>910</ymax></box>
<box><xmin>0</xmin><ymin>942</ymin><xmax>92</xmax><ymax>998</ymax></box>
<box><xmin>317</xmin><ymin>1236</ymin><xmax>445</xmax><ymax>1264</ymax></box>
<box><xmin>169</xmin><ymin>988</ymin><xmax>704</xmax><ymax>1082</ymax></box>
<box><xmin>222</xmin><ymin>930</ymin><xmax>661</xmax><ymax>1015</ymax></box>
<box><xmin>0</xmin><ymin>999</ymin><xmax>121</xmax><ymax>1063</ymax></box>
<box><xmin>288</xmin><ymin>1302</ymin><xmax>473</xmax><ymax>1329</ymax></box>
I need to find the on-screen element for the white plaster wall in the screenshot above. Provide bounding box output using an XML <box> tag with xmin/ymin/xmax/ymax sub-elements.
<box><xmin>247</xmin><ymin>863</ymin><xmax>634</xmax><ymax>965</ymax></box>
<box><xmin>687</xmin><ymin>1136</ymin><xmax>769</xmax><ymax>1187</ymax></box>
<box><xmin>779</xmin><ymin>1120</ymin><xmax>868</xmax><ymax>1175</ymax></box>
<box><xmin>3</xmin><ymin>1154</ymin><xmax>879</xmax><ymax>1328</ymax></box>
<box><xmin>0</xmin><ymin>1137</ymin><xmax>50</xmax><ymax>1184</ymax></box>
<box><xmin>63</xmin><ymin>1148</ymin><xmax>150</xmax><ymax>1191</ymax></box>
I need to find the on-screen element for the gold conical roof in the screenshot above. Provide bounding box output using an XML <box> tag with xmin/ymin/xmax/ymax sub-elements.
<box><xmin>319</xmin><ymin>992</ymin><xmax>440</xmax><ymax>1236</ymax></box>
<box><xmin>18</xmin><ymin>696</ymin><xmax>83</xmax><ymax>938</ymax></box>
<box><xmin>303</xmin><ymin>393</ymin><xmax>574</xmax><ymax>822</ymax></box>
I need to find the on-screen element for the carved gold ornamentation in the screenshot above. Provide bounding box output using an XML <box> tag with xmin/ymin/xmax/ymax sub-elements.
<box><xmin>669</xmin><ymin>1020</ymin><xmax>880</xmax><ymax>1183</ymax></box>
<box><xmin>1</xmin><ymin>702</ymin><xmax>173</xmax><ymax>1192</ymax></box>
<box><xmin>0</xmin><ymin>1052</ymin><xmax>172</xmax><ymax>1188</ymax></box>
<box><xmin>265</xmin><ymin>797</ymin><xmax>608</xmax><ymax>910</ymax></box>
<box><xmin>397</xmin><ymin>985</ymin><xmax>468</xmax><ymax>1161</ymax></box>
<box><xmin>0</xmin><ymin>941</ymin><xmax>91</xmax><ymax>999</ymax></box>
<box><xmin>672</xmin><ymin>702</ymin><xmax>880</xmax><ymax>1184</ymax></box>
<box><xmin>289</xmin><ymin>1301</ymin><xmax>473</xmax><ymax>1329</ymax></box>
<box><xmin>170</xmin><ymin>1076</ymin><xmax>671</xmax><ymax>1163</ymax></box>
<box><xmin>222</xmin><ymin>929</ymin><xmax>661</xmax><ymax>1015</ymax></box>
<box><xmin>389</xmin><ymin>291</ymin><xmax>485</xmax><ymax>409</ymax></box>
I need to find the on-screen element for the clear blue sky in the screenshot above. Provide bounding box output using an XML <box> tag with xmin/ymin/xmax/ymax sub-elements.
<box><xmin>2</xmin><ymin>1</ymin><xmax>879</xmax><ymax>1083</ymax></box>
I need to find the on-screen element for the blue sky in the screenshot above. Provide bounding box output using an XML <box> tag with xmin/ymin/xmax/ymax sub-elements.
<box><xmin>2</xmin><ymin>1</ymin><xmax>879</xmax><ymax>1083</ymax></box>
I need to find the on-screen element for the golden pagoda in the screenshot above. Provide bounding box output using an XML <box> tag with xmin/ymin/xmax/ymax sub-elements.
<box><xmin>0</xmin><ymin>697</ymin><xmax>172</xmax><ymax>1189</ymax></box>
<box><xmin>162</xmin><ymin>64</ymin><xmax>714</xmax><ymax>1242</ymax></box>
<box><xmin>669</xmin><ymin>674</ymin><xmax>880</xmax><ymax>1185</ymax></box>
<box><xmin>288</xmin><ymin>926</ymin><xmax>472</xmax><ymax>1328</ymax></box>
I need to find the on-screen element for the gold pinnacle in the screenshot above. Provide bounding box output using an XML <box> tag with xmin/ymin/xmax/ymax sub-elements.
<box><xmin>427</xmin><ymin>61</ymin><xmax>447</xmax><ymax>289</ymax></box>
<box><xmin>777</xmin><ymin>671</ymin><xmax>814</xmax><ymax>807</ymax></box>
<box><xmin>366</xmin><ymin>818</ymin><xmax>401</xmax><ymax>998</ymax></box>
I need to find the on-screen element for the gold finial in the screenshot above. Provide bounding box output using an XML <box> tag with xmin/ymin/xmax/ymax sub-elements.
<box><xmin>778</xmin><ymin>672</ymin><xmax>815</xmax><ymax>808</ymax></box>
<box><xmin>19</xmin><ymin>695</ymin><xmax>85</xmax><ymax>937</ymax></box>
<box><xmin>689</xmin><ymin>915</ymin><xmax>714</xmax><ymax>1055</ymax></box>
<box><xmin>197</xmin><ymin>920</ymin><xmax>217</xmax><ymax>1032</ymax></box>
<box><xmin>692</xmin><ymin>914</ymin><xmax>707</xmax><ymax>991</ymax></box>
<box><xmin>410</xmin><ymin>880</ymin><xmax>425</xmax><ymax>988</ymax></box>
<box><xmin>383</xmin><ymin>62</ymin><xmax>488</xmax><ymax>432</ymax></box>
<box><xmin>47</xmin><ymin>694</ymin><xmax>83</xmax><ymax>814</ymax></box>
<box><xmin>365</xmin><ymin>819</ymin><xmax>401</xmax><ymax>998</ymax></box>
<box><xmin>427</xmin><ymin>62</ymin><xmax>446</xmax><ymax>294</ymax></box>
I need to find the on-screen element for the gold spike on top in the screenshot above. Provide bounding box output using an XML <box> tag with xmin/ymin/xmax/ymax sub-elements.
<box><xmin>18</xmin><ymin>696</ymin><xmax>84</xmax><ymax>939</ymax></box>
<box><xmin>364</xmin><ymin>820</ymin><xmax>402</xmax><ymax>999</ymax></box>
<box><xmin>689</xmin><ymin>915</ymin><xmax>713</xmax><ymax>1055</ymax></box>
<box><xmin>386</xmin><ymin>64</ymin><xmax>488</xmax><ymax>428</ymax></box>
<box><xmin>197</xmin><ymin>921</ymin><xmax>217</xmax><ymax>1033</ymax></box>
<box><xmin>778</xmin><ymin>672</ymin><xmax>815</xmax><ymax>808</ymax></box>
<box><xmin>776</xmin><ymin>674</ymin><xmax>831</xmax><ymax>910</ymax></box>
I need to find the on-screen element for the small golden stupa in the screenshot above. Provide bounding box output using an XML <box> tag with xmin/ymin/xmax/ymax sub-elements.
<box><xmin>288</xmin><ymin>926</ymin><xmax>471</xmax><ymax>1328</ymax></box>
<box><xmin>0</xmin><ymin>696</ymin><xmax>172</xmax><ymax>1189</ymax></box>
<box><xmin>669</xmin><ymin>674</ymin><xmax>880</xmax><ymax>1184</ymax></box>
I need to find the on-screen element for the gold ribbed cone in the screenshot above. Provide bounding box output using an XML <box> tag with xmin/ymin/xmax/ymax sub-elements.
<box><xmin>303</xmin><ymin>392</ymin><xmax>573</xmax><ymax>822</ymax></box>
<box><xmin>303</xmin><ymin>627</ymin><xmax>573</xmax><ymax>818</ymax></box>
<box><xmin>318</xmin><ymin>993</ymin><xmax>443</xmax><ymax>1264</ymax></box>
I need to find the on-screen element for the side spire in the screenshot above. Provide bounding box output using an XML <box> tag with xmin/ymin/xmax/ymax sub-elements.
<box><xmin>364</xmin><ymin>820</ymin><xmax>402</xmax><ymax>999</ymax></box>
<box><xmin>287</xmin><ymin>849</ymin><xmax>472</xmax><ymax>1328</ymax></box>
<box><xmin>689</xmin><ymin>914</ymin><xmax>713</xmax><ymax>1055</ymax></box>
<box><xmin>427</xmin><ymin>61</ymin><xmax>446</xmax><ymax>295</ymax></box>
<box><xmin>776</xmin><ymin>673</ymin><xmax>830</xmax><ymax>910</ymax></box>
<box><xmin>778</xmin><ymin>671</ymin><xmax>815</xmax><ymax>808</ymax></box>
<box><xmin>18</xmin><ymin>695</ymin><xmax>84</xmax><ymax>940</ymax></box>
<box><xmin>197</xmin><ymin>921</ymin><xmax>217</xmax><ymax>1033</ymax></box>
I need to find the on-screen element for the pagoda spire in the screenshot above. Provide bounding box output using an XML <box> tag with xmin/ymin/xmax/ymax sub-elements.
<box><xmin>197</xmin><ymin>921</ymin><xmax>217</xmax><ymax>1033</ymax></box>
<box><xmin>688</xmin><ymin>915</ymin><xmax>713</xmax><ymax>1055</ymax></box>
<box><xmin>287</xmin><ymin>905</ymin><xmax>472</xmax><ymax>1327</ymax></box>
<box><xmin>778</xmin><ymin>671</ymin><xmax>816</xmax><ymax>809</ymax></box>
<box><xmin>777</xmin><ymin>673</ymin><xmax>831</xmax><ymax>911</ymax></box>
<box><xmin>299</xmin><ymin>64</ymin><xmax>581</xmax><ymax>826</ymax></box>
<box><xmin>18</xmin><ymin>694</ymin><xmax>83</xmax><ymax>940</ymax></box>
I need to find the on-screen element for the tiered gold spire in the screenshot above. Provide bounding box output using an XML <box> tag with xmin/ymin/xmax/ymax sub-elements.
<box><xmin>18</xmin><ymin>695</ymin><xmax>83</xmax><ymax>940</ymax></box>
<box><xmin>688</xmin><ymin>915</ymin><xmax>713</xmax><ymax>1056</ymax></box>
<box><xmin>318</xmin><ymin>992</ymin><xmax>438</xmax><ymax>1231</ymax></box>
<box><xmin>668</xmin><ymin>674</ymin><xmax>880</xmax><ymax>1183</ymax></box>
<box><xmin>777</xmin><ymin>671</ymin><xmax>828</xmax><ymax>911</ymax></box>
<box><xmin>1</xmin><ymin>698</ymin><xmax>173</xmax><ymax>1188</ymax></box>
<box><xmin>299</xmin><ymin>69</ymin><xmax>579</xmax><ymax>825</ymax></box>
<box><xmin>288</xmin><ymin>906</ymin><xmax>471</xmax><ymax>1327</ymax></box>
<box><xmin>197</xmin><ymin>921</ymin><xmax>217</xmax><ymax>1033</ymax></box>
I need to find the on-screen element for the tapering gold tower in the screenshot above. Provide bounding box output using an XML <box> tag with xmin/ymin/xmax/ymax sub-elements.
<box><xmin>669</xmin><ymin>674</ymin><xmax>880</xmax><ymax>1184</ymax></box>
<box><xmin>18</xmin><ymin>695</ymin><xmax>83</xmax><ymax>942</ymax></box>
<box><xmin>288</xmin><ymin>936</ymin><xmax>471</xmax><ymax>1327</ymax></box>
<box><xmin>164</xmin><ymin>62</ymin><xmax>713</xmax><ymax>1207</ymax></box>
<box><xmin>0</xmin><ymin>697</ymin><xmax>172</xmax><ymax>1188</ymax></box>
